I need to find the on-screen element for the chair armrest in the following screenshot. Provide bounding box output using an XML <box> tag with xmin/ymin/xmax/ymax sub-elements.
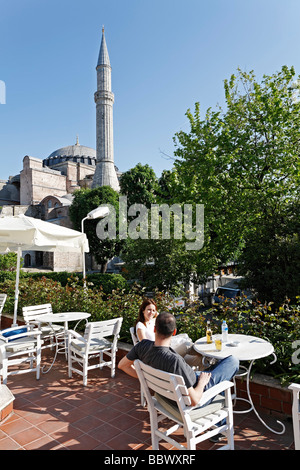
<box><xmin>198</xmin><ymin>380</ymin><xmax>234</xmax><ymax>406</ymax></box>
<box><xmin>0</xmin><ymin>329</ymin><xmax>42</xmax><ymax>343</ymax></box>
<box><xmin>67</xmin><ymin>330</ymin><xmax>85</xmax><ymax>340</ymax></box>
<box><xmin>1</xmin><ymin>325</ymin><xmax>29</xmax><ymax>334</ymax></box>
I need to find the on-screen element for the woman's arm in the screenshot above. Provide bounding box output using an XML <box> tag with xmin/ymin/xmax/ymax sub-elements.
<box><xmin>136</xmin><ymin>327</ymin><xmax>147</xmax><ymax>342</ymax></box>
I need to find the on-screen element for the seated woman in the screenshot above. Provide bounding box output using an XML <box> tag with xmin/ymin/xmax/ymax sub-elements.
<box><xmin>134</xmin><ymin>301</ymin><xmax>197</xmax><ymax>363</ymax></box>
<box><xmin>135</xmin><ymin>298</ymin><xmax>158</xmax><ymax>342</ymax></box>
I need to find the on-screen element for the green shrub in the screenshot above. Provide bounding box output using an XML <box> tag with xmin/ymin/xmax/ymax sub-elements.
<box><xmin>0</xmin><ymin>276</ymin><xmax>172</xmax><ymax>343</ymax></box>
<box><xmin>0</xmin><ymin>270</ymin><xmax>128</xmax><ymax>294</ymax></box>
<box><xmin>198</xmin><ymin>296</ymin><xmax>300</xmax><ymax>385</ymax></box>
<box><xmin>1</xmin><ymin>275</ymin><xmax>299</xmax><ymax>384</ymax></box>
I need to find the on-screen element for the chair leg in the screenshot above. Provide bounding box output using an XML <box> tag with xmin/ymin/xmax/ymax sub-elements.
<box><xmin>36</xmin><ymin>352</ymin><xmax>41</xmax><ymax>381</ymax></box>
<box><xmin>149</xmin><ymin>411</ymin><xmax>159</xmax><ymax>450</ymax></box>
<box><xmin>186</xmin><ymin>436</ymin><xmax>196</xmax><ymax>450</ymax></box>
<box><xmin>227</xmin><ymin>424</ymin><xmax>234</xmax><ymax>450</ymax></box>
<box><xmin>68</xmin><ymin>351</ymin><xmax>73</xmax><ymax>378</ymax></box>
<box><xmin>111</xmin><ymin>352</ymin><xmax>116</xmax><ymax>378</ymax></box>
<box><xmin>83</xmin><ymin>356</ymin><xmax>88</xmax><ymax>386</ymax></box>
<box><xmin>1</xmin><ymin>358</ymin><xmax>8</xmax><ymax>385</ymax></box>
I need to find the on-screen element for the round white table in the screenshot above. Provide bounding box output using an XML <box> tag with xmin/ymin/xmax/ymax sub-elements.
<box><xmin>193</xmin><ymin>333</ymin><xmax>285</xmax><ymax>435</ymax></box>
<box><xmin>37</xmin><ymin>312</ymin><xmax>91</xmax><ymax>369</ymax></box>
<box><xmin>38</xmin><ymin>312</ymin><xmax>91</xmax><ymax>331</ymax></box>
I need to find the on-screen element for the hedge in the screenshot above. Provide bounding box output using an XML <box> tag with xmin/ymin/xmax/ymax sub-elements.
<box><xmin>0</xmin><ymin>270</ymin><xmax>127</xmax><ymax>294</ymax></box>
<box><xmin>0</xmin><ymin>274</ymin><xmax>299</xmax><ymax>385</ymax></box>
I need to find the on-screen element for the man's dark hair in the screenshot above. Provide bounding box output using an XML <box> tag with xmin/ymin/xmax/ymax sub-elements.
<box><xmin>155</xmin><ymin>312</ymin><xmax>176</xmax><ymax>338</ymax></box>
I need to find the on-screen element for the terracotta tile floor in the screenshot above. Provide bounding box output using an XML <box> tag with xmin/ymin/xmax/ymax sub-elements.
<box><xmin>0</xmin><ymin>354</ymin><xmax>295</xmax><ymax>451</ymax></box>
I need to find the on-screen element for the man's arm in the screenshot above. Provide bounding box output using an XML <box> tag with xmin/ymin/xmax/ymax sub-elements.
<box><xmin>118</xmin><ymin>355</ymin><xmax>138</xmax><ymax>379</ymax></box>
<box><xmin>187</xmin><ymin>372</ymin><xmax>211</xmax><ymax>407</ymax></box>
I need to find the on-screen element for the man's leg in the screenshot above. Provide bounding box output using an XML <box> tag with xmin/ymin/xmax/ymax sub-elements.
<box><xmin>206</xmin><ymin>355</ymin><xmax>239</xmax><ymax>388</ymax></box>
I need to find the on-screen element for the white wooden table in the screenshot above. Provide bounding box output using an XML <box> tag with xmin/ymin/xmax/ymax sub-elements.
<box><xmin>194</xmin><ymin>333</ymin><xmax>285</xmax><ymax>434</ymax></box>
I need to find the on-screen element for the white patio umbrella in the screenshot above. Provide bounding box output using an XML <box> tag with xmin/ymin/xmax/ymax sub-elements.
<box><xmin>0</xmin><ymin>214</ymin><xmax>89</xmax><ymax>326</ymax></box>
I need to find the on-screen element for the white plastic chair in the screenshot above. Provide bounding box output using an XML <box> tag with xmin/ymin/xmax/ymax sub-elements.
<box><xmin>129</xmin><ymin>326</ymin><xmax>146</xmax><ymax>406</ymax></box>
<box><xmin>134</xmin><ymin>359</ymin><xmax>234</xmax><ymax>450</ymax></box>
<box><xmin>68</xmin><ymin>317</ymin><xmax>123</xmax><ymax>386</ymax></box>
<box><xmin>0</xmin><ymin>325</ymin><xmax>42</xmax><ymax>384</ymax></box>
<box><xmin>289</xmin><ymin>383</ymin><xmax>300</xmax><ymax>450</ymax></box>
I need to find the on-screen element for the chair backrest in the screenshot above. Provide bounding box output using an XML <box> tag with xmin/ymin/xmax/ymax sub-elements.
<box><xmin>84</xmin><ymin>317</ymin><xmax>123</xmax><ymax>347</ymax></box>
<box><xmin>134</xmin><ymin>359</ymin><xmax>192</xmax><ymax>417</ymax></box>
<box><xmin>0</xmin><ymin>294</ymin><xmax>7</xmax><ymax>316</ymax></box>
<box><xmin>22</xmin><ymin>303</ymin><xmax>53</xmax><ymax>323</ymax></box>
<box><xmin>130</xmin><ymin>326</ymin><xmax>139</xmax><ymax>345</ymax></box>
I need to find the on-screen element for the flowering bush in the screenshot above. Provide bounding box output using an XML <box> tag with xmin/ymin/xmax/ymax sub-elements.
<box><xmin>0</xmin><ymin>276</ymin><xmax>172</xmax><ymax>343</ymax></box>
<box><xmin>1</xmin><ymin>276</ymin><xmax>299</xmax><ymax>384</ymax></box>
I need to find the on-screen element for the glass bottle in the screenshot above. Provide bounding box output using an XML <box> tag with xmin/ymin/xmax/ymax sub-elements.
<box><xmin>206</xmin><ymin>321</ymin><xmax>212</xmax><ymax>344</ymax></box>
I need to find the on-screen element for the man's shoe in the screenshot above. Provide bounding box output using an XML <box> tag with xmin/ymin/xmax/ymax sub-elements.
<box><xmin>210</xmin><ymin>433</ymin><xmax>226</xmax><ymax>443</ymax></box>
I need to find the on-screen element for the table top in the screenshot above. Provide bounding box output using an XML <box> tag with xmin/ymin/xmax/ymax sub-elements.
<box><xmin>193</xmin><ymin>333</ymin><xmax>274</xmax><ymax>361</ymax></box>
<box><xmin>37</xmin><ymin>312</ymin><xmax>91</xmax><ymax>323</ymax></box>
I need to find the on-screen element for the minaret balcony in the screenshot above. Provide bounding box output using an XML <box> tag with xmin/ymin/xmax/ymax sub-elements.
<box><xmin>94</xmin><ymin>90</ymin><xmax>114</xmax><ymax>104</ymax></box>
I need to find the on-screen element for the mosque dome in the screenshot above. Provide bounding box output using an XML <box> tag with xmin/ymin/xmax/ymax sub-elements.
<box><xmin>43</xmin><ymin>137</ymin><xmax>96</xmax><ymax>168</ymax></box>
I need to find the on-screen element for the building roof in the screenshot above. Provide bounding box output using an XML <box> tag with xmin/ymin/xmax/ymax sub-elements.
<box><xmin>43</xmin><ymin>138</ymin><xmax>96</xmax><ymax>168</ymax></box>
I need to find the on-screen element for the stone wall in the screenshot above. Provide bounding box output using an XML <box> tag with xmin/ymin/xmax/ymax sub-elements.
<box><xmin>20</xmin><ymin>156</ymin><xmax>67</xmax><ymax>205</ymax></box>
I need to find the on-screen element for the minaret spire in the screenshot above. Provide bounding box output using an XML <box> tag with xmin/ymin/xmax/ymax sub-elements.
<box><xmin>92</xmin><ymin>27</ymin><xmax>119</xmax><ymax>191</ymax></box>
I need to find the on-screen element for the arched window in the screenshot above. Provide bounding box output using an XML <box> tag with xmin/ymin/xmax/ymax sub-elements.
<box><xmin>24</xmin><ymin>254</ymin><xmax>31</xmax><ymax>267</ymax></box>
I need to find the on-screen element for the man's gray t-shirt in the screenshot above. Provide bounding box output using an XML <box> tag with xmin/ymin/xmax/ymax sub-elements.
<box><xmin>127</xmin><ymin>339</ymin><xmax>197</xmax><ymax>389</ymax></box>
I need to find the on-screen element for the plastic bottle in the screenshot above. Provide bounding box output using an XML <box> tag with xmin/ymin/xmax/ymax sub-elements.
<box><xmin>206</xmin><ymin>321</ymin><xmax>212</xmax><ymax>344</ymax></box>
<box><xmin>222</xmin><ymin>320</ymin><xmax>228</xmax><ymax>342</ymax></box>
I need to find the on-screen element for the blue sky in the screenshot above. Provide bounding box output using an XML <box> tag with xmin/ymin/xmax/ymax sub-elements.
<box><xmin>1</xmin><ymin>0</ymin><xmax>300</xmax><ymax>181</ymax></box>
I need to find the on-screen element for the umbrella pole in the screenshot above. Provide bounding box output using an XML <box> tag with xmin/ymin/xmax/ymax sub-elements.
<box><xmin>12</xmin><ymin>246</ymin><xmax>21</xmax><ymax>327</ymax></box>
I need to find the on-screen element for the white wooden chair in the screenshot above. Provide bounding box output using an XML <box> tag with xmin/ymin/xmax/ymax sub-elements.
<box><xmin>134</xmin><ymin>359</ymin><xmax>234</xmax><ymax>450</ymax></box>
<box><xmin>130</xmin><ymin>326</ymin><xmax>139</xmax><ymax>345</ymax></box>
<box><xmin>130</xmin><ymin>326</ymin><xmax>146</xmax><ymax>406</ymax></box>
<box><xmin>0</xmin><ymin>325</ymin><xmax>42</xmax><ymax>384</ymax></box>
<box><xmin>22</xmin><ymin>303</ymin><xmax>65</xmax><ymax>351</ymax></box>
<box><xmin>289</xmin><ymin>383</ymin><xmax>300</xmax><ymax>450</ymax></box>
<box><xmin>68</xmin><ymin>317</ymin><xmax>123</xmax><ymax>386</ymax></box>
<box><xmin>0</xmin><ymin>294</ymin><xmax>7</xmax><ymax>329</ymax></box>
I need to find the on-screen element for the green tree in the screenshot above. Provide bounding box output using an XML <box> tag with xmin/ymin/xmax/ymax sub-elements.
<box><xmin>119</xmin><ymin>163</ymin><xmax>158</xmax><ymax>208</ymax></box>
<box><xmin>69</xmin><ymin>186</ymin><xmax>123</xmax><ymax>272</ymax></box>
<box><xmin>171</xmin><ymin>66</ymin><xmax>300</xmax><ymax>304</ymax></box>
<box><xmin>119</xmin><ymin>163</ymin><xmax>205</xmax><ymax>291</ymax></box>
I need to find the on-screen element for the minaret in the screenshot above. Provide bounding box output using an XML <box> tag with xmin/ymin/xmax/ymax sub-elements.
<box><xmin>92</xmin><ymin>27</ymin><xmax>120</xmax><ymax>191</ymax></box>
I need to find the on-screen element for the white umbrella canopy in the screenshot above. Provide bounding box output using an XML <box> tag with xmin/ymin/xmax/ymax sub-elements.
<box><xmin>0</xmin><ymin>214</ymin><xmax>90</xmax><ymax>325</ymax></box>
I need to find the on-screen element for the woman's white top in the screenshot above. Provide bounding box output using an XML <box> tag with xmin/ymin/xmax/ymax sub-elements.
<box><xmin>136</xmin><ymin>319</ymin><xmax>155</xmax><ymax>341</ymax></box>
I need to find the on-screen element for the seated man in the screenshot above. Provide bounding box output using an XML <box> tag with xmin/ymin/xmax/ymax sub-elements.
<box><xmin>118</xmin><ymin>311</ymin><xmax>239</xmax><ymax>409</ymax></box>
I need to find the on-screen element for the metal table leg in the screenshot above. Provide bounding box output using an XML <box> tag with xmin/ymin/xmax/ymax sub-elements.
<box><xmin>234</xmin><ymin>353</ymin><xmax>285</xmax><ymax>435</ymax></box>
